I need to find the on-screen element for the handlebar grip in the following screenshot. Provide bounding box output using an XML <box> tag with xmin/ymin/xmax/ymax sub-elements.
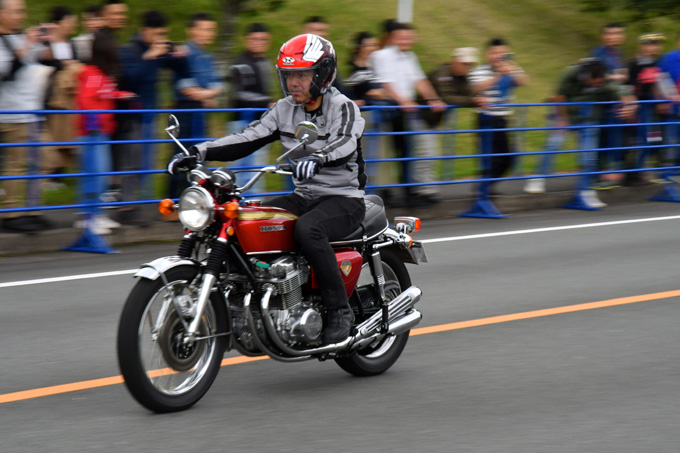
<box><xmin>279</xmin><ymin>163</ymin><xmax>293</xmax><ymax>173</ymax></box>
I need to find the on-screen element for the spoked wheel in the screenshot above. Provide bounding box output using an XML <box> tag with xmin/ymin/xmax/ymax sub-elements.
<box><xmin>117</xmin><ymin>266</ymin><xmax>228</xmax><ymax>412</ymax></box>
<box><xmin>335</xmin><ymin>248</ymin><xmax>412</xmax><ymax>377</ymax></box>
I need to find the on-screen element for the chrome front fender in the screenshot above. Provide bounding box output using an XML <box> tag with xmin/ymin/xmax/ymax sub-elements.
<box><xmin>134</xmin><ymin>256</ymin><xmax>200</xmax><ymax>281</ymax></box>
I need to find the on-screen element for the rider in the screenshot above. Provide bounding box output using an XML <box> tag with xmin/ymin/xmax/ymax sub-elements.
<box><xmin>168</xmin><ymin>34</ymin><xmax>366</xmax><ymax>345</ymax></box>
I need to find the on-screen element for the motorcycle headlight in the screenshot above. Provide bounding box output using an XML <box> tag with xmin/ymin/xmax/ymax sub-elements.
<box><xmin>178</xmin><ymin>187</ymin><xmax>215</xmax><ymax>231</ymax></box>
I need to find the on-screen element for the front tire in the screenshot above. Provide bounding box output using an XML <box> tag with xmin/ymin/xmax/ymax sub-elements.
<box><xmin>335</xmin><ymin>248</ymin><xmax>412</xmax><ymax>377</ymax></box>
<box><xmin>117</xmin><ymin>266</ymin><xmax>227</xmax><ymax>412</ymax></box>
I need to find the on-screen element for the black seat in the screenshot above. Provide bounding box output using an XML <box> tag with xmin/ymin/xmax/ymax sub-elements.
<box><xmin>332</xmin><ymin>195</ymin><xmax>388</xmax><ymax>243</ymax></box>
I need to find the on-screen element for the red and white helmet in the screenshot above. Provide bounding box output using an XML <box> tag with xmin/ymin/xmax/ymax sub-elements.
<box><xmin>276</xmin><ymin>34</ymin><xmax>337</xmax><ymax>104</ymax></box>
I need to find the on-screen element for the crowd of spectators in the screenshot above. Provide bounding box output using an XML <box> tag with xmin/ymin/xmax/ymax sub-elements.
<box><xmin>1</xmin><ymin>0</ymin><xmax>680</xmax><ymax>232</ymax></box>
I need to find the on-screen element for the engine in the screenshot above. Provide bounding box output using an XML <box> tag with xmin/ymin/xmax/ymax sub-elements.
<box><xmin>228</xmin><ymin>255</ymin><xmax>324</xmax><ymax>353</ymax></box>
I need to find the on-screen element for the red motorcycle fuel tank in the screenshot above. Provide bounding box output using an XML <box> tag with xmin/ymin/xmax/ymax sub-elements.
<box><xmin>233</xmin><ymin>206</ymin><xmax>298</xmax><ymax>254</ymax></box>
<box><xmin>309</xmin><ymin>249</ymin><xmax>363</xmax><ymax>296</ymax></box>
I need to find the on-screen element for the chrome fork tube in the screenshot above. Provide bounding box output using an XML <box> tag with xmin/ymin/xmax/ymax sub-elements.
<box><xmin>184</xmin><ymin>273</ymin><xmax>217</xmax><ymax>343</ymax></box>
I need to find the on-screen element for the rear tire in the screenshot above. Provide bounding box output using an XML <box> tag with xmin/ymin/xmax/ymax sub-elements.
<box><xmin>117</xmin><ymin>266</ymin><xmax>227</xmax><ymax>413</ymax></box>
<box><xmin>335</xmin><ymin>248</ymin><xmax>412</xmax><ymax>377</ymax></box>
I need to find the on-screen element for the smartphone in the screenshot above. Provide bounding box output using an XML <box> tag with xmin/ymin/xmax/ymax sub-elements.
<box><xmin>503</xmin><ymin>52</ymin><xmax>514</xmax><ymax>61</ymax></box>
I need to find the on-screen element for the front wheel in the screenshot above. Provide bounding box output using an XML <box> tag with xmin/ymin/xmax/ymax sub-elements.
<box><xmin>335</xmin><ymin>248</ymin><xmax>412</xmax><ymax>377</ymax></box>
<box><xmin>117</xmin><ymin>266</ymin><xmax>228</xmax><ymax>412</ymax></box>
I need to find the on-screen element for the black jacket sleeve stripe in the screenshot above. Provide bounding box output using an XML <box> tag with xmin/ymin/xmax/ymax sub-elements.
<box><xmin>205</xmin><ymin>130</ymin><xmax>280</xmax><ymax>162</ymax></box>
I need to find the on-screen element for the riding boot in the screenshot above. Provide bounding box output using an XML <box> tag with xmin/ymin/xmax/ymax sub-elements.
<box><xmin>322</xmin><ymin>306</ymin><xmax>354</xmax><ymax>345</ymax></box>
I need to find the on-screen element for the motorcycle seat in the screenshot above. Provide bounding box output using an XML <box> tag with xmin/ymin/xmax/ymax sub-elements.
<box><xmin>331</xmin><ymin>195</ymin><xmax>389</xmax><ymax>244</ymax></box>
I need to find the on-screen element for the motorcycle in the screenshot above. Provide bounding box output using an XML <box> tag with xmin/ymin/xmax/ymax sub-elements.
<box><xmin>116</xmin><ymin>115</ymin><xmax>428</xmax><ymax>412</ymax></box>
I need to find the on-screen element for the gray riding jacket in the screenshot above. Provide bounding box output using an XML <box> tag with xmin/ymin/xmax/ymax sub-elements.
<box><xmin>194</xmin><ymin>87</ymin><xmax>366</xmax><ymax>200</ymax></box>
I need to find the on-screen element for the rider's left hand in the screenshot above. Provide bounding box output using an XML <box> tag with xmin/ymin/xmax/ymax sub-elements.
<box><xmin>294</xmin><ymin>154</ymin><xmax>324</xmax><ymax>180</ymax></box>
<box><xmin>167</xmin><ymin>148</ymin><xmax>199</xmax><ymax>175</ymax></box>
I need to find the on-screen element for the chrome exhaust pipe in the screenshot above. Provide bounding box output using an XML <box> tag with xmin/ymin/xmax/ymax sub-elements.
<box><xmin>387</xmin><ymin>310</ymin><xmax>422</xmax><ymax>336</ymax></box>
<box><xmin>357</xmin><ymin>286</ymin><xmax>422</xmax><ymax>338</ymax></box>
<box><xmin>254</xmin><ymin>285</ymin><xmax>422</xmax><ymax>357</ymax></box>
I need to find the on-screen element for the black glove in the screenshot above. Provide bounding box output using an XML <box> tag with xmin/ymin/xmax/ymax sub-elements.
<box><xmin>293</xmin><ymin>154</ymin><xmax>324</xmax><ymax>180</ymax></box>
<box><xmin>167</xmin><ymin>147</ymin><xmax>199</xmax><ymax>175</ymax></box>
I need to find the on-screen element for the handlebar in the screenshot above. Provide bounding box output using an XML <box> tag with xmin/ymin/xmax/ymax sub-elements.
<box><xmin>236</xmin><ymin>165</ymin><xmax>292</xmax><ymax>194</ymax></box>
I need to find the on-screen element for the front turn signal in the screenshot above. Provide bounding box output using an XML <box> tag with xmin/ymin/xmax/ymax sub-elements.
<box><xmin>158</xmin><ymin>198</ymin><xmax>176</xmax><ymax>216</ymax></box>
<box><xmin>225</xmin><ymin>201</ymin><xmax>240</xmax><ymax>219</ymax></box>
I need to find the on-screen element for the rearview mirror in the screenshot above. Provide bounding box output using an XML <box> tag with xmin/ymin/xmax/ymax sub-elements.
<box><xmin>276</xmin><ymin>121</ymin><xmax>320</xmax><ymax>163</ymax></box>
<box><xmin>166</xmin><ymin>114</ymin><xmax>180</xmax><ymax>138</ymax></box>
<box><xmin>294</xmin><ymin>121</ymin><xmax>318</xmax><ymax>144</ymax></box>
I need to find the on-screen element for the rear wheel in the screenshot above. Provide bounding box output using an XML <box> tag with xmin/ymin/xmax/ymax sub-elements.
<box><xmin>117</xmin><ymin>266</ymin><xmax>227</xmax><ymax>412</ymax></box>
<box><xmin>335</xmin><ymin>248</ymin><xmax>412</xmax><ymax>377</ymax></box>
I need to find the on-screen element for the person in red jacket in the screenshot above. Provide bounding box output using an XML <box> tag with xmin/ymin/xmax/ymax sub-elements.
<box><xmin>75</xmin><ymin>30</ymin><xmax>134</xmax><ymax>234</ymax></box>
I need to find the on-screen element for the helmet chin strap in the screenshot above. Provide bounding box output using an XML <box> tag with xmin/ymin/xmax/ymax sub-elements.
<box><xmin>304</xmin><ymin>95</ymin><xmax>324</xmax><ymax>111</ymax></box>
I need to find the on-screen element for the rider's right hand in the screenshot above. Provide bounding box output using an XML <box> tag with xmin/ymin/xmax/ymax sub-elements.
<box><xmin>167</xmin><ymin>150</ymin><xmax>199</xmax><ymax>175</ymax></box>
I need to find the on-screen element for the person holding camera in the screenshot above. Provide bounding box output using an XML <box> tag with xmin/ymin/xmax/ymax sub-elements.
<box><xmin>111</xmin><ymin>9</ymin><xmax>195</xmax><ymax>223</ymax></box>
<box><xmin>469</xmin><ymin>37</ymin><xmax>528</xmax><ymax>195</ymax></box>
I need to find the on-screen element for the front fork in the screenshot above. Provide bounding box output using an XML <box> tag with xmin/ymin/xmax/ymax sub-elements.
<box><xmin>183</xmin><ymin>239</ymin><xmax>229</xmax><ymax>344</ymax></box>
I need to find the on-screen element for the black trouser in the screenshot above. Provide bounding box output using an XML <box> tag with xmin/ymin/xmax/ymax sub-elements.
<box><xmin>388</xmin><ymin>109</ymin><xmax>409</xmax><ymax>185</ymax></box>
<box><xmin>268</xmin><ymin>194</ymin><xmax>365</xmax><ymax>309</ymax></box>
<box><xmin>478</xmin><ymin>114</ymin><xmax>513</xmax><ymax>181</ymax></box>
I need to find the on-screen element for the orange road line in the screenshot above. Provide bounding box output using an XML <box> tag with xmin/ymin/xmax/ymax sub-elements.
<box><xmin>0</xmin><ymin>355</ymin><xmax>267</xmax><ymax>404</ymax></box>
<box><xmin>410</xmin><ymin>289</ymin><xmax>680</xmax><ymax>336</ymax></box>
<box><xmin>2</xmin><ymin>290</ymin><xmax>679</xmax><ymax>405</ymax></box>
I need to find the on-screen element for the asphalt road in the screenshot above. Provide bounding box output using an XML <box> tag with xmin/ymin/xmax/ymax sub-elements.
<box><xmin>1</xmin><ymin>202</ymin><xmax>679</xmax><ymax>453</ymax></box>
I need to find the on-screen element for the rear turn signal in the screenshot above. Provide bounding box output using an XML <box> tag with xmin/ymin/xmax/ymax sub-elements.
<box><xmin>394</xmin><ymin>216</ymin><xmax>421</xmax><ymax>234</ymax></box>
<box><xmin>158</xmin><ymin>199</ymin><xmax>176</xmax><ymax>216</ymax></box>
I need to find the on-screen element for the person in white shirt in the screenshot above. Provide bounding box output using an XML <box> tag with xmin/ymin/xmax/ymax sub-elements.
<box><xmin>369</xmin><ymin>21</ymin><xmax>446</xmax><ymax>207</ymax></box>
<box><xmin>0</xmin><ymin>0</ymin><xmax>54</xmax><ymax>232</ymax></box>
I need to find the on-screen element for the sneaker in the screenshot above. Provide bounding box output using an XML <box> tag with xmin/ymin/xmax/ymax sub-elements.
<box><xmin>95</xmin><ymin>214</ymin><xmax>121</xmax><ymax>229</ymax></box>
<box><xmin>322</xmin><ymin>307</ymin><xmax>355</xmax><ymax>345</ymax></box>
<box><xmin>580</xmin><ymin>189</ymin><xmax>607</xmax><ymax>208</ymax></box>
<box><xmin>73</xmin><ymin>217</ymin><xmax>112</xmax><ymax>235</ymax></box>
<box><xmin>524</xmin><ymin>178</ymin><xmax>545</xmax><ymax>194</ymax></box>
<box><xmin>90</xmin><ymin>224</ymin><xmax>112</xmax><ymax>235</ymax></box>
<box><xmin>2</xmin><ymin>216</ymin><xmax>41</xmax><ymax>233</ymax></box>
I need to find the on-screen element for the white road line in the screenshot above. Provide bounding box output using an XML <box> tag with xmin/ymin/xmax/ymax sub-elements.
<box><xmin>420</xmin><ymin>215</ymin><xmax>680</xmax><ymax>244</ymax></box>
<box><xmin>2</xmin><ymin>215</ymin><xmax>679</xmax><ymax>289</ymax></box>
<box><xmin>0</xmin><ymin>270</ymin><xmax>137</xmax><ymax>288</ymax></box>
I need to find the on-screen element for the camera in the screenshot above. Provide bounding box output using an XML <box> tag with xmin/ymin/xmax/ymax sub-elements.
<box><xmin>502</xmin><ymin>52</ymin><xmax>514</xmax><ymax>61</ymax></box>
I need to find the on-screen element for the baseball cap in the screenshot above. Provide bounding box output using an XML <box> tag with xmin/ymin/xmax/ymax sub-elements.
<box><xmin>452</xmin><ymin>47</ymin><xmax>479</xmax><ymax>64</ymax></box>
<box><xmin>638</xmin><ymin>32</ymin><xmax>666</xmax><ymax>44</ymax></box>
